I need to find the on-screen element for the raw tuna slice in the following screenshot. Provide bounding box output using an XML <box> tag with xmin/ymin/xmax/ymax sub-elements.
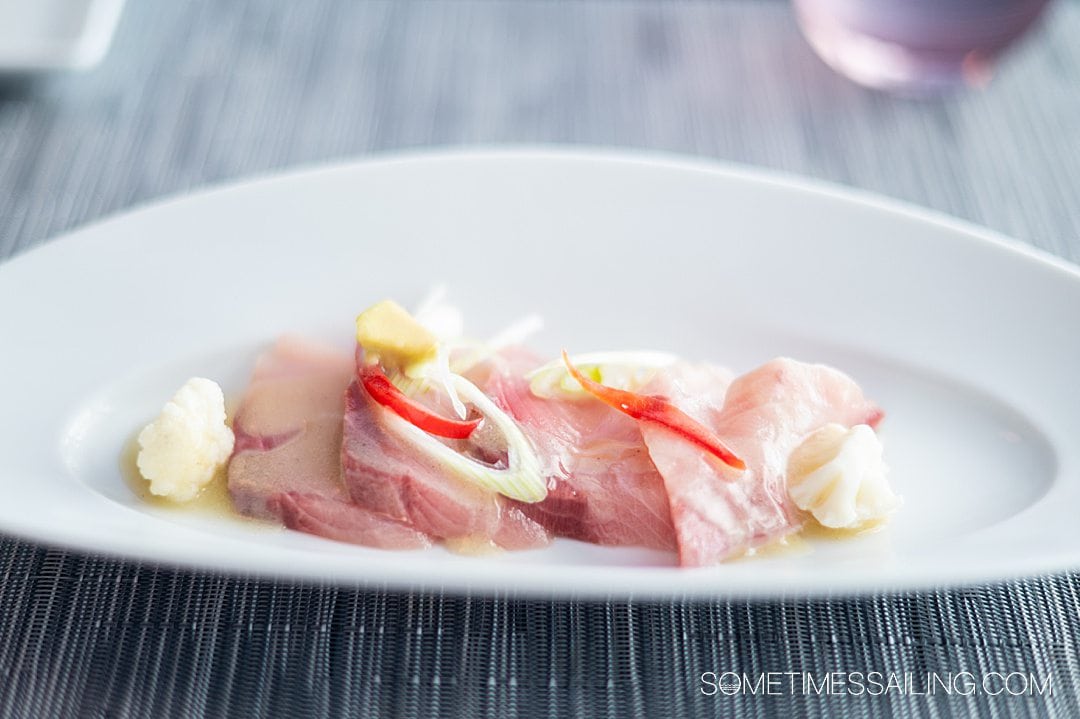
<box><xmin>340</xmin><ymin>365</ymin><xmax>551</xmax><ymax>552</ymax></box>
<box><xmin>481</xmin><ymin>354</ymin><xmax>678</xmax><ymax>551</ymax></box>
<box><xmin>641</xmin><ymin>358</ymin><xmax>882</xmax><ymax>566</ymax></box>
<box><xmin>228</xmin><ymin>336</ymin><xmax>430</xmax><ymax>549</ymax></box>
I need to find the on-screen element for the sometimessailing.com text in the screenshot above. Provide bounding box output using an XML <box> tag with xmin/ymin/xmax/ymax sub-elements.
<box><xmin>700</xmin><ymin>671</ymin><xmax>1053</xmax><ymax>698</ymax></box>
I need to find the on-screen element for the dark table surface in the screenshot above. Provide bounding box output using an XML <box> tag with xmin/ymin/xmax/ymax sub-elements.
<box><xmin>1</xmin><ymin>1</ymin><xmax>1079</xmax><ymax>717</ymax></box>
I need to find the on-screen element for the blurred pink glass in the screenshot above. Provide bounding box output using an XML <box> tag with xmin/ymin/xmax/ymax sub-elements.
<box><xmin>793</xmin><ymin>0</ymin><xmax>1052</xmax><ymax>94</ymax></box>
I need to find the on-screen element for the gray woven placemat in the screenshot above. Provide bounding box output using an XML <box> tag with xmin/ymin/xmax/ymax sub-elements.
<box><xmin>2</xmin><ymin>1</ymin><xmax>1079</xmax><ymax>716</ymax></box>
<box><xmin>2</xmin><ymin>539</ymin><xmax>1077</xmax><ymax>717</ymax></box>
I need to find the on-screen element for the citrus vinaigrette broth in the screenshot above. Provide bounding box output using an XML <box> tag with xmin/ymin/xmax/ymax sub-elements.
<box><xmin>119</xmin><ymin>430</ymin><xmax>258</xmax><ymax>520</ymax></box>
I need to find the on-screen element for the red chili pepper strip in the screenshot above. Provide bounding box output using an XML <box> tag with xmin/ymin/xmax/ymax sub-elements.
<box><xmin>360</xmin><ymin>364</ymin><xmax>481</xmax><ymax>440</ymax></box>
<box><xmin>562</xmin><ymin>351</ymin><xmax>746</xmax><ymax>471</ymax></box>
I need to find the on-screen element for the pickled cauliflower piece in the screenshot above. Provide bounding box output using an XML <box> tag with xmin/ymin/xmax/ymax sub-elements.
<box><xmin>136</xmin><ymin>378</ymin><xmax>235</xmax><ymax>502</ymax></box>
<box><xmin>786</xmin><ymin>423</ymin><xmax>899</xmax><ymax>529</ymax></box>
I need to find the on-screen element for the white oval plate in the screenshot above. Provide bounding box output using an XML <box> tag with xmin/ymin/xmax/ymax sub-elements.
<box><xmin>1</xmin><ymin>148</ymin><xmax>1077</xmax><ymax>598</ymax></box>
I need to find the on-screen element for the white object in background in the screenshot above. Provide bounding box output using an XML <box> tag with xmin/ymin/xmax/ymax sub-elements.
<box><xmin>0</xmin><ymin>0</ymin><xmax>125</xmax><ymax>72</ymax></box>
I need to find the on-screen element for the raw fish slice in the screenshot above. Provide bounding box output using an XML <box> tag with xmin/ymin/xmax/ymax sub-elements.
<box><xmin>481</xmin><ymin>352</ymin><xmax>677</xmax><ymax>551</ymax></box>
<box><xmin>642</xmin><ymin>358</ymin><xmax>881</xmax><ymax>566</ymax></box>
<box><xmin>341</xmin><ymin>378</ymin><xmax>550</xmax><ymax>551</ymax></box>
<box><xmin>228</xmin><ymin>336</ymin><xmax>429</xmax><ymax>549</ymax></box>
<box><xmin>275</xmin><ymin>493</ymin><xmax>431</xmax><ymax>549</ymax></box>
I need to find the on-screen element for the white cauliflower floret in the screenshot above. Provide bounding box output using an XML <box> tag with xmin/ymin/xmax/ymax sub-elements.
<box><xmin>786</xmin><ymin>423</ymin><xmax>900</xmax><ymax>529</ymax></box>
<box><xmin>136</xmin><ymin>378</ymin><xmax>235</xmax><ymax>502</ymax></box>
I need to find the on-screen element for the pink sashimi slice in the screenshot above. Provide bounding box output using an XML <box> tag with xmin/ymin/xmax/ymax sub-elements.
<box><xmin>480</xmin><ymin>351</ymin><xmax>678</xmax><ymax>551</ymax></box>
<box><xmin>640</xmin><ymin>358</ymin><xmax>882</xmax><ymax>567</ymax></box>
<box><xmin>340</xmin><ymin>373</ymin><xmax>551</xmax><ymax>552</ymax></box>
<box><xmin>274</xmin><ymin>493</ymin><xmax>431</xmax><ymax>549</ymax></box>
<box><xmin>228</xmin><ymin>336</ymin><xmax>429</xmax><ymax>549</ymax></box>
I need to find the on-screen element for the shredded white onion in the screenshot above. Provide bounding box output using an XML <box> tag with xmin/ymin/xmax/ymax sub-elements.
<box><xmin>427</xmin><ymin>344</ymin><xmax>468</xmax><ymax>419</ymax></box>
<box><xmin>379</xmin><ymin>288</ymin><xmax>547</xmax><ymax>500</ymax></box>
<box><xmin>485</xmin><ymin>313</ymin><xmax>544</xmax><ymax>351</ymax></box>
<box><xmin>379</xmin><ymin>374</ymin><xmax>546</xmax><ymax>503</ymax></box>
<box><xmin>413</xmin><ymin>285</ymin><xmax>465</xmax><ymax>343</ymax></box>
<box><xmin>448</xmin><ymin>314</ymin><xmax>545</xmax><ymax>375</ymax></box>
<box><xmin>527</xmin><ymin>351</ymin><xmax>678</xmax><ymax>399</ymax></box>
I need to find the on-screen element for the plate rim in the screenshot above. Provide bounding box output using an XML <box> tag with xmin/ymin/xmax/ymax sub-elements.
<box><xmin>8</xmin><ymin>144</ymin><xmax>1079</xmax><ymax>284</ymax></box>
